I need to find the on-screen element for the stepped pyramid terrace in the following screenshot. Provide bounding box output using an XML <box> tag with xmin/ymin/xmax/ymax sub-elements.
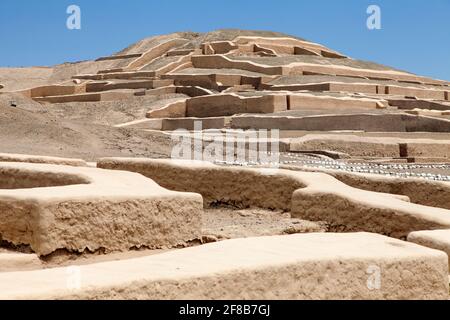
<box><xmin>1</xmin><ymin>30</ymin><xmax>450</xmax><ymax>300</ymax></box>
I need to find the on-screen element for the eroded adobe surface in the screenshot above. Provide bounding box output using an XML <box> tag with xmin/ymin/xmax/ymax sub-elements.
<box><xmin>2</xmin><ymin>29</ymin><xmax>450</xmax><ymax>166</ymax></box>
<box><xmin>0</xmin><ymin>162</ymin><xmax>202</xmax><ymax>256</ymax></box>
<box><xmin>0</xmin><ymin>233</ymin><xmax>448</xmax><ymax>300</ymax></box>
<box><xmin>0</xmin><ymin>153</ymin><xmax>87</xmax><ymax>167</ymax></box>
<box><xmin>98</xmin><ymin>158</ymin><xmax>450</xmax><ymax>239</ymax></box>
<box><xmin>408</xmin><ymin>230</ymin><xmax>450</xmax><ymax>271</ymax></box>
<box><xmin>1</xmin><ymin>29</ymin><xmax>450</xmax><ymax>300</ymax></box>
<box><xmin>0</xmin><ymin>156</ymin><xmax>448</xmax><ymax>299</ymax></box>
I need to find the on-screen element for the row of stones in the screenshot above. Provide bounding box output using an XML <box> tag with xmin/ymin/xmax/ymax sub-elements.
<box><xmin>214</xmin><ymin>152</ymin><xmax>450</xmax><ymax>182</ymax></box>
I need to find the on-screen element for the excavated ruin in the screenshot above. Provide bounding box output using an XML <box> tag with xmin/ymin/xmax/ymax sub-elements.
<box><xmin>0</xmin><ymin>30</ymin><xmax>450</xmax><ymax>300</ymax></box>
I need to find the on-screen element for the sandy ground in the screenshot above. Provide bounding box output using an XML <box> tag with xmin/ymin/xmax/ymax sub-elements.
<box><xmin>0</xmin><ymin>67</ymin><xmax>54</xmax><ymax>91</ymax></box>
<box><xmin>35</xmin><ymin>94</ymin><xmax>187</xmax><ymax>126</ymax></box>
<box><xmin>0</xmin><ymin>93</ymin><xmax>174</xmax><ymax>161</ymax></box>
<box><xmin>202</xmin><ymin>207</ymin><xmax>327</xmax><ymax>239</ymax></box>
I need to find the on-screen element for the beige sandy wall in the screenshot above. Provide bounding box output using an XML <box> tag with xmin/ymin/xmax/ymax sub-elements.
<box><xmin>405</xmin><ymin>109</ymin><xmax>450</xmax><ymax>117</ymax></box>
<box><xmin>176</xmin><ymin>86</ymin><xmax>213</xmax><ymax>97</ymax></box>
<box><xmin>161</xmin><ymin>117</ymin><xmax>227</xmax><ymax>131</ymax></box>
<box><xmin>192</xmin><ymin>55</ymin><xmax>283</xmax><ymax>75</ymax></box>
<box><xmin>139</xmin><ymin>86</ymin><xmax>177</xmax><ymax>97</ymax></box>
<box><xmin>330</xmin><ymin>82</ymin><xmax>379</xmax><ymax>94</ymax></box>
<box><xmin>289</xmin><ymin>93</ymin><xmax>386</xmax><ymax>110</ymax></box>
<box><xmin>243</xmin><ymin>42</ymin><xmax>337</xmax><ymax>58</ymax></box>
<box><xmin>233</xmin><ymin>36</ymin><xmax>345</xmax><ymax>57</ymax></box>
<box><xmin>386</xmin><ymin>86</ymin><xmax>446</xmax><ymax>100</ymax></box>
<box><xmin>284</xmin><ymin>165</ymin><xmax>450</xmax><ymax>210</ymax></box>
<box><xmin>289</xmin><ymin>135</ymin><xmax>450</xmax><ymax>159</ymax></box>
<box><xmin>263</xmin><ymin>82</ymin><xmax>378</xmax><ymax>95</ymax></box>
<box><xmin>162</xmin><ymin>73</ymin><xmax>268</xmax><ymax>90</ymax></box>
<box><xmin>290</xmin><ymin>66</ymin><xmax>442</xmax><ymax>86</ymax></box>
<box><xmin>185</xmin><ymin>93</ymin><xmax>287</xmax><ymax>117</ymax></box>
<box><xmin>0</xmin><ymin>162</ymin><xmax>202</xmax><ymax>256</ymax></box>
<box><xmin>388</xmin><ymin>98</ymin><xmax>450</xmax><ymax>111</ymax></box>
<box><xmin>0</xmin><ymin>153</ymin><xmax>87</xmax><ymax>167</ymax></box>
<box><xmin>85</xmin><ymin>81</ymin><xmax>109</xmax><ymax>92</ymax></box>
<box><xmin>407</xmin><ymin>142</ymin><xmax>450</xmax><ymax>158</ymax></box>
<box><xmin>289</xmin><ymin>137</ymin><xmax>400</xmax><ymax>158</ymax></box>
<box><xmin>101</xmin><ymin>71</ymin><xmax>156</xmax><ymax>79</ymax></box>
<box><xmin>230</xmin><ymin>114</ymin><xmax>450</xmax><ymax>132</ymax></box>
<box><xmin>201</xmin><ymin>41</ymin><xmax>238</xmax><ymax>54</ymax></box>
<box><xmin>191</xmin><ymin>54</ymin><xmax>446</xmax><ymax>85</ymax></box>
<box><xmin>167</xmin><ymin>48</ymin><xmax>201</xmax><ymax>56</ymax></box>
<box><xmin>0</xmin><ymin>233</ymin><xmax>447</xmax><ymax>300</ymax></box>
<box><xmin>235</xmin><ymin>40</ymin><xmax>346</xmax><ymax>59</ymax></box>
<box><xmin>146</xmin><ymin>99</ymin><xmax>187</xmax><ymax>118</ymax></box>
<box><xmin>34</xmin><ymin>92</ymin><xmax>103</xmax><ymax>103</ymax></box>
<box><xmin>86</xmin><ymin>80</ymin><xmax>157</xmax><ymax>92</ymax></box>
<box><xmin>34</xmin><ymin>90</ymin><xmax>136</xmax><ymax>103</ymax></box>
<box><xmin>263</xmin><ymin>82</ymin><xmax>436</xmax><ymax>96</ymax></box>
<box><xmin>98</xmin><ymin>158</ymin><xmax>450</xmax><ymax>238</ymax></box>
<box><xmin>74</xmin><ymin>71</ymin><xmax>156</xmax><ymax>81</ymax></box>
<box><xmin>162</xmin><ymin>73</ymin><xmax>221</xmax><ymax>89</ymax></box>
<box><xmin>408</xmin><ymin>230</ymin><xmax>450</xmax><ymax>271</ymax></box>
<box><xmin>17</xmin><ymin>84</ymin><xmax>86</xmax><ymax>98</ymax></box>
<box><xmin>121</xmin><ymin>38</ymin><xmax>189</xmax><ymax>71</ymax></box>
<box><xmin>142</xmin><ymin>53</ymin><xmax>195</xmax><ymax>76</ymax></box>
<box><xmin>182</xmin><ymin>136</ymin><xmax>290</xmax><ymax>152</ymax></box>
<box><xmin>99</xmin><ymin>159</ymin><xmax>305</xmax><ymax>211</ymax></box>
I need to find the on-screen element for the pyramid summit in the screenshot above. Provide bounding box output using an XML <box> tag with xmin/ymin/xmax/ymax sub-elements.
<box><xmin>1</xmin><ymin>29</ymin><xmax>449</xmax><ymax>158</ymax></box>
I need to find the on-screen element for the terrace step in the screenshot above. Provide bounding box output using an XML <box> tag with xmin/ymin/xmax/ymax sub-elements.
<box><xmin>0</xmin><ymin>162</ymin><xmax>202</xmax><ymax>256</ymax></box>
<box><xmin>33</xmin><ymin>90</ymin><xmax>139</xmax><ymax>103</ymax></box>
<box><xmin>0</xmin><ymin>233</ymin><xmax>447</xmax><ymax>299</ymax></box>
<box><xmin>408</xmin><ymin>229</ymin><xmax>450</xmax><ymax>272</ymax></box>
<box><xmin>230</xmin><ymin>113</ymin><xmax>450</xmax><ymax>133</ymax></box>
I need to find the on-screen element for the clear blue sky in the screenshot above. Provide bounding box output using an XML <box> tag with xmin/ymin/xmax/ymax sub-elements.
<box><xmin>0</xmin><ymin>0</ymin><xmax>449</xmax><ymax>80</ymax></box>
